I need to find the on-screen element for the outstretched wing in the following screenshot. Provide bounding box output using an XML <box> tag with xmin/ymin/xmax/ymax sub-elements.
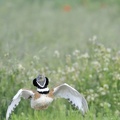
<box><xmin>53</xmin><ymin>83</ymin><xmax>88</xmax><ymax>114</ymax></box>
<box><xmin>6</xmin><ymin>89</ymin><xmax>34</xmax><ymax>120</ymax></box>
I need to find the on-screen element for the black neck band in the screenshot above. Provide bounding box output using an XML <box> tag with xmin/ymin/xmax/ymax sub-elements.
<box><xmin>38</xmin><ymin>90</ymin><xmax>49</xmax><ymax>94</ymax></box>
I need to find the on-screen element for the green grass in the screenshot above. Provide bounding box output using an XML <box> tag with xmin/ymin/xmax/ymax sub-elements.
<box><xmin>0</xmin><ymin>0</ymin><xmax>120</xmax><ymax>120</ymax></box>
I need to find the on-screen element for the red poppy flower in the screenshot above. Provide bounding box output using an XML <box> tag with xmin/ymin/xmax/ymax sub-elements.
<box><xmin>63</xmin><ymin>5</ymin><xmax>71</xmax><ymax>12</ymax></box>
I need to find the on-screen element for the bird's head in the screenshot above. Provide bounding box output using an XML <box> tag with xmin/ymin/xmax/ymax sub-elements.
<box><xmin>33</xmin><ymin>75</ymin><xmax>49</xmax><ymax>89</ymax></box>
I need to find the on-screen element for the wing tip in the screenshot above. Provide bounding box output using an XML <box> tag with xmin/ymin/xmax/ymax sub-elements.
<box><xmin>6</xmin><ymin>111</ymin><xmax>10</xmax><ymax>120</ymax></box>
<box><xmin>81</xmin><ymin>99</ymin><xmax>89</xmax><ymax>114</ymax></box>
<box><xmin>6</xmin><ymin>116</ymin><xmax>9</xmax><ymax>120</ymax></box>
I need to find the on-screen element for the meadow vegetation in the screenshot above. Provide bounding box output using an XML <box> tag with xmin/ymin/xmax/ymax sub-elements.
<box><xmin>0</xmin><ymin>0</ymin><xmax>120</xmax><ymax>120</ymax></box>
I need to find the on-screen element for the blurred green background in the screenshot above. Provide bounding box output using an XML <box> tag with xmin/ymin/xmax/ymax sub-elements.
<box><xmin>0</xmin><ymin>0</ymin><xmax>120</xmax><ymax>61</ymax></box>
<box><xmin>0</xmin><ymin>0</ymin><xmax>120</xmax><ymax>120</ymax></box>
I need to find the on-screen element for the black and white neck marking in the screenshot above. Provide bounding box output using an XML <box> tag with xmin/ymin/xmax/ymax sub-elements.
<box><xmin>36</xmin><ymin>81</ymin><xmax>46</xmax><ymax>88</ymax></box>
<box><xmin>33</xmin><ymin>76</ymin><xmax>49</xmax><ymax>89</ymax></box>
<box><xmin>37</xmin><ymin>88</ymin><xmax>49</xmax><ymax>94</ymax></box>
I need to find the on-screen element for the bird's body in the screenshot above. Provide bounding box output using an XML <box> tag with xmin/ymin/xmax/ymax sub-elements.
<box><xmin>6</xmin><ymin>75</ymin><xmax>88</xmax><ymax>120</ymax></box>
<box><xmin>31</xmin><ymin>91</ymin><xmax>53</xmax><ymax>110</ymax></box>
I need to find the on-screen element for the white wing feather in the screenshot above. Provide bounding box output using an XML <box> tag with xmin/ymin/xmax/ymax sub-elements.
<box><xmin>6</xmin><ymin>89</ymin><xmax>34</xmax><ymax>120</ymax></box>
<box><xmin>53</xmin><ymin>83</ymin><xmax>88</xmax><ymax>114</ymax></box>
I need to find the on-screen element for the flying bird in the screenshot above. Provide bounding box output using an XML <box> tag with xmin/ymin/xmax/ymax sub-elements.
<box><xmin>6</xmin><ymin>75</ymin><xmax>88</xmax><ymax>120</ymax></box>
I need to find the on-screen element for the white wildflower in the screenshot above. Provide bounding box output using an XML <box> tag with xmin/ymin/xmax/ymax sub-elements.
<box><xmin>71</xmin><ymin>67</ymin><xmax>75</xmax><ymax>72</ymax></box>
<box><xmin>54</xmin><ymin>50</ymin><xmax>60</xmax><ymax>58</ymax></box>
<box><xmin>89</xmin><ymin>35</ymin><xmax>97</xmax><ymax>43</ymax></box>
<box><xmin>101</xmin><ymin>91</ymin><xmax>106</xmax><ymax>95</ymax></box>
<box><xmin>4</xmin><ymin>53</ymin><xmax>9</xmax><ymax>57</ymax></box>
<box><xmin>94</xmin><ymin>93</ymin><xmax>99</xmax><ymax>98</ymax></box>
<box><xmin>29</xmin><ymin>76</ymin><xmax>34</xmax><ymax>80</ymax></box>
<box><xmin>103</xmin><ymin>67</ymin><xmax>109</xmax><ymax>71</ymax></box>
<box><xmin>98</xmin><ymin>87</ymin><xmax>104</xmax><ymax>92</ymax></box>
<box><xmin>60</xmin><ymin>77</ymin><xmax>65</xmax><ymax>81</ymax></box>
<box><xmin>115</xmin><ymin>110</ymin><xmax>120</xmax><ymax>116</ymax></box>
<box><xmin>117</xmin><ymin>50</ymin><xmax>120</xmax><ymax>56</ymax></box>
<box><xmin>103</xmin><ymin>84</ymin><xmax>109</xmax><ymax>89</ymax></box>
<box><xmin>92</xmin><ymin>61</ymin><xmax>101</xmax><ymax>67</ymax></box>
<box><xmin>105</xmin><ymin>102</ymin><xmax>111</xmax><ymax>107</ymax></box>
<box><xmin>33</xmin><ymin>55</ymin><xmax>39</xmax><ymax>60</ymax></box>
<box><xmin>66</xmin><ymin>66</ymin><xmax>75</xmax><ymax>73</ymax></box>
<box><xmin>86</xmin><ymin>93</ymin><xmax>98</xmax><ymax>102</ymax></box>
<box><xmin>73</xmin><ymin>50</ymin><xmax>80</xmax><ymax>56</ymax></box>
<box><xmin>92</xmin><ymin>61</ymin><xmax>101</xmax><ymax>72</ymax></box>
<box><xmin>72</xmin><ymin>76</ymin><xmax>76</xmax><ymax>81</ymax></box>
<box><xmin>58</xmin><ymin>68</ymin><xmax>62</xmax><ymax>73</ymax></box>
<box><xmin>106</xmin><ymin>48</ymin><xmax>111</xmax><ymax>53</ymax></box>
<box><xmin>18</xmin><ymin>64</ymin><xmax>25</xmax><ymax>70</ymax></box>
<box><xmin>90</xmin><ymin>96</ymin><xmax>95</xmax><ymax>101</ymax></box>
<box><xmin>66</xmin><ymin>55</ymin><xmax>71</xmax><ymax>63</ymax></box>
<box><xmin>112</xmin><ymin>56</ymin><xmax>118</xmax><ymax>61</ymax></box>
<box><xmin>99</xmin><ymin>73</ymin><xmax>103</xmax><ymax>79</ymax></box>
<box><xmin>93</xmin><ymin>35</ymin><xmax>97</xmax><ymax>41</ymax></box>
<box><xmin>33</xmin><ymin>69</ymin><xmax>39</xmax><ymax>74</ymax></box>
<box><xmin>98</xmin><ymin>85</ymin><xmax>109</xmax><ymax>96</ymax></box>
<box><xmin>89</xmin><ymin>89</ymin><xmax>94</xmax><ymax>93</ymax></box>
<box><xmin>100</xmin><ymin>103</ymin><xmax>103</xmax><ymax>107</ymax></box>
<box><xmin>116</xmin><ymin>74</ymin><xmax>120</xmax><ymax>80</ymax></box>
<box><xmin>113</xmin><ymin>72</ymin><xmax>120</xmax><ymax>80</ymax></box>
<box><xmin>52</xmin><ymin>70</ymin><xmax>56</xmax><ymax>74</ymax></box>
<box><xmin>73</xmin><ymin>62</ymin><xmax>79</xmax><ymax>69</ymax></box>
<box><xmin>89</xmin><ymin>74</ymin><xmax>92</xmax><ymax>78</ymax></box>
<box><xmin>80</xmin><ymin>53</ymin><xmax>89</xmax><ymax>59</ymax></box>
<box><xmin>100</xmin><ymin>102</ymin><xmax>111</xmax><ymax>108</ymax></box>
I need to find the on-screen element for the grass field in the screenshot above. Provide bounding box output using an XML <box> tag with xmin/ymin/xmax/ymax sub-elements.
<box><xmin>0</xmin><ymin>0</ymin><xmax>120</xmax><ymax>120</ymax></box>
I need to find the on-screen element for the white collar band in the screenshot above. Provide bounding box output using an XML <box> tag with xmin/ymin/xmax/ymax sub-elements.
<box><xmin>37</xmin><ymin>88</ymin><xmax>49</xmax><ymax>93</ymax></box>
